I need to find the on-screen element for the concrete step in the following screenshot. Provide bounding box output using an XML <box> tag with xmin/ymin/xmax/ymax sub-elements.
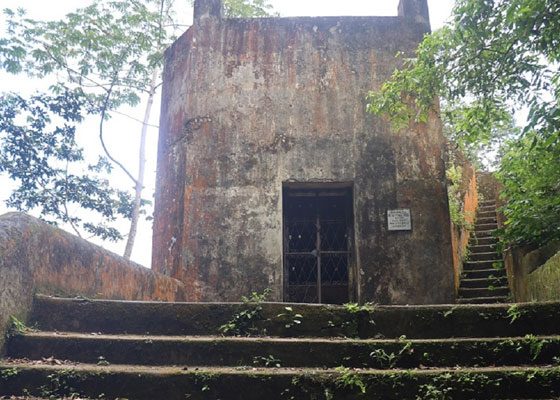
<box><xmin>457</xmin><ymin>296</ymin><xmax>510</xmax><ymax>304</ymax></box>
<box><xmin>460</xmin><ymin>277</ymin><xmax>508</xmax><ymax>289</ymax></box>
<box><xmin>476</xmin><ymin>216</ymin><xmax>497</xmax><ymax>225</ymax></box>
<box><xmin>475</xmin><ymin>223</ymin><xmax>499</xmax><ymax>231</ymax></box>
<box><xmin>28</xmin><ymin>296</ymin><xmax>560</xmax><ymax>339</ymax></box>
<box><xmin>474</xmin><ymin>230</ymin><xmax>498</xmax><ymax>239</ymax></box>
<box><xmin>470</xmin><ymin>236</ymin><xmax>499</xmax><ymax>246</ymax></box>
<box><xmin>477</xmin><ymin>210</ymin><xmax>496</xmax><ymax>219</ymax></box>
<box><xmin>459</xmin><ymin>287</ymin><xmax>510</xmax><ymax>298</ymax></box>
<box><xmin>469</xmin><ymin>251</ymin><xmax>502</xmax><ymax>262</ymax></box>
<box><xmin>8</xmin><ymin>332</ymin><xmax>560</xmax><ymax>370</ymax></box>
<box><xmin>464</xmin><ymin>260</ymin><xmax>504</xmax><ymax>270</ymax></box>
<box><xmin>462</xmin><ymin>268</ymin><xmax>507</xmax><ymax>280</ymax></box>
<box><xmin>1</xmin><ymin>362</ymin><xmax>559</xmax><ymax>400</ymax></box>
<box><xmin>469</xmin><ymin>244</ymin><xmax>498</xmax><ymax>253</ymax></box>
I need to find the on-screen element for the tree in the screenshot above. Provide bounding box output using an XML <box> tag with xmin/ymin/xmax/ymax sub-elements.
<box><xmin>223</xmin><ymin>0</ymin><xmax>276</xmax><ymax>17</ymax></box>
<box><xmin>0</xmin><ymin>0</ymin><xmax>275</xmax><ymax>258</ymax></box>
<box><xmin>496</xmin><ymin>131</ymin><xmax>560</xmax><ymax>247</ymax></box>
<box><xmin>367</xmin><ymin>0</ymin><xmax>559</xmax><ymax>147</ymax></box>
<box><xmin>367</xmin><ymin>0</ymin><xmax>559</xmax><ymax>247</ymax></box>
<box><xmin>0</xmin><ymin>88</ymin><xmax>134</xmax><ymax>240</ymax></box>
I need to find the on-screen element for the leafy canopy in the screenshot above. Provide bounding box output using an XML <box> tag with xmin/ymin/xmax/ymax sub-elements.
<box><xmin>367</xmin><ymin>0</ymin><xmax>559</xmax><ymax>148</ymax></box>
<box><xmin>0</xmin><ymin>88</ymin><xmax>133</xmax><ymax>240</ymax></box>
<box><xmin>0</xmin><ymin>0</ymin><xmax>275</xmax><ymax>242</ymax></box>
<box><xmin>224</xmin><ymin>0</ymin><xmax>277</xmax><ymax>17</ymax></box>
<box><xmin>367</xmin><ymin>0</ymin><xmax>559</xmax><ymax>247</ymax></box>
<box><xmin>496</xmin><ymin>132</ymin><xmax>560</xmax><ymax>247</ymax></box>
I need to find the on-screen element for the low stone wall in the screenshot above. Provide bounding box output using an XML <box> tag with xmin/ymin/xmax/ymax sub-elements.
<box><xmin>526</xmin><ymin>250</ymin><xmax>560</xmax><ymax>302</ymax></box>
<box><xmin>508</xmin><ymin>240</ymin><xmax>560</xmax><ymax>302</ymax></box>
<box><xmin>0</xmin><ymin>212</ymin><xmax>187</xmax><ymax>352</ymax></box>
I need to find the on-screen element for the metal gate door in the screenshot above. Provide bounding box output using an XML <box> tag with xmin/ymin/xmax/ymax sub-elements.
<box><xmin>283</xmin><ymin>187</ymin><xmax>352</xmax><ymax>304</ymax></box>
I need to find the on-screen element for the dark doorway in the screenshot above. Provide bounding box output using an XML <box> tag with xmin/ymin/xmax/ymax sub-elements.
<box><xmin>283</xmin><ymin>185</ymin><xmax>353</xmax><ymax>304</ymax></box>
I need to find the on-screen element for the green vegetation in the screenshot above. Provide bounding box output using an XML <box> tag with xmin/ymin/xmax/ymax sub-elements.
<box><xmin>523</xmin><ymin>334</ymin><xmax>548</xmax><ymax>361</ymax></box>
<box><xmin>0</xmin><ymin>0</ymin><xmax>275</xmax><ymax>254</ymax></box>
<box><xmin>222</xmin><ymin>0</ymin><xmax>277</xmax><ymax>17</ymax></box>
<box><xmin>0</xmin><ymin>367</ymin><xmax>19</xmax><ymax>379</ymax></box>
<box><xmin>367</xmin><ymin>0</ymin><xmax>560</xmax><ymax>249</ymax></box>
<box><xmin>6</xmin><ymin>315</ymin><xmax>34</xmax><ymax>338</ymax></box>
<box><xmin>276</xmin><ymin>306</ymin><xmax>303</xmax><ymax>329</ymax></box>
<box><xmin>369</xmin><ymin>336</ymin><xmax>414</xmax><ymax>369</ymax></box>
<box><xmin>334</xmin><ymin>367</ymin><xmax>367</xmax><ymax>394</ymax></box>
<box><xmin>496</xmin><ymin>131</ymin><xmax>560</xmax><ymax>247</ymax></box>
<box><xmin>218</xmin><ymin>289</ymin><xmax>270</xmax><ymax>336</ymax></box>
<box><xmin>39</xmin><ymin>369</ymin><xmax>84</xmax><ymax>399</ymax></box>
<box><xmin>343</xmin><ymin>302</ymin><xmax>376</xmax><ymax>314</ymax></box>
<box><xmin>446</xmin><ymin>164</ymin><xmax>473</xmax><ymax>229</ymax></box>
<box><xmin>252</xmin><ymin>354</ymin><xmax>282</xmax><ymax>368</ymax></box>
<box><xmin>505</xmin><ymin>304</ymin><xmax>525</xmax><ymax>324</ymax></box>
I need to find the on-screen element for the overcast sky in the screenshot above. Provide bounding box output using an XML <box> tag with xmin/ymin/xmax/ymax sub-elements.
<box><xmin>0</xmin><ymin>0</ymin><xmax>454</xmax><ymax>266</ymax></box>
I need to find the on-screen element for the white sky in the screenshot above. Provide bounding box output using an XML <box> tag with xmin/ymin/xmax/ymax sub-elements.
<box><xmin>0</xmin><ymin>0</ymin><xmax>454</xmax><ymax>266</ymax></box>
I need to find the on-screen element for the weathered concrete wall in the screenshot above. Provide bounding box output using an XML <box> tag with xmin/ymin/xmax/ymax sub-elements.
<box><xmin>526</xmin><ymin>250</ymin><xmax>560</xmax><ymax>302</ymax></box>
<box><xmin>153</xmin><ymin>0</ymin><xmax>454</xmax><ymax>304</ymax></box>
<box><xmin>508</xmin><ymin>240</ymin><xmax>560</xmax><ymax>302</ymax></box>
<box><xmin>478</xmin><ymin>172</ymin><xmax>502</xmax><ymax>204</ymax></box>
<box><xmin>0</xmin><ymin>212</ymin><xmax>187</xmax><ymax>352</ymax></box>
<box><xmin>448</xmin><ymin>149</ymin><xmax>478</xmax><ymax>293</ymax></box>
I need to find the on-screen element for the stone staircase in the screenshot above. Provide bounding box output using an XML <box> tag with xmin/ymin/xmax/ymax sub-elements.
<box><xmin>1</xmin><ymin>295</ymin><xmax>560</xmax><ymax>399</ymax></box>
<box><xmin>458</xmin><ymin>199</ymin><xmax>510</xmax><ymax>304</ymax></box>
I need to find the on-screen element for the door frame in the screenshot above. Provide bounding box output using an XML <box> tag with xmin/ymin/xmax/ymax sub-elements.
<box><xmin>281</xmin><ymin>182</ymin><xmax>355</xmax><ymax>304</ymax></box>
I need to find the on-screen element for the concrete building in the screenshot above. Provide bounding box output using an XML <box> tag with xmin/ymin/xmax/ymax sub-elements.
<box><xmin>152</xmin><ymin>0</ymin><xmax>454</xmax><ymax>304</ymax></box>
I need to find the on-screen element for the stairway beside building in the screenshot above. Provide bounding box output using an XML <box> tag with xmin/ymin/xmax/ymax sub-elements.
<box><xmin>458</xmin><ymin>199</ymin><xmax>511</xmax><ymax>304</ymax></box>
<box><xmin>1</xmin><ymin>295</ymin><xmax>560</xmax><ymax>399</ymax></box>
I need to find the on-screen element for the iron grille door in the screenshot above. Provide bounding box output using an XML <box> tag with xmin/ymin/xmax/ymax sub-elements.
<box><xmin>283</xmin><ymin>188</ymin><xmax>351</xmax><ymax>304</ymax></box>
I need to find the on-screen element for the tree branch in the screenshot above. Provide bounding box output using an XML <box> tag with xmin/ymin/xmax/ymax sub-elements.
<box><xmin>98</xmin><ymin>85</ymin><xmax>139</xmax><ymax>185</ymax></box>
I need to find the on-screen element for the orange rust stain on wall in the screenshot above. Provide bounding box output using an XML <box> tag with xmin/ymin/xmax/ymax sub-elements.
<box><xmin>0</xmin><ymin>213</ymin><xmax>187</xmax><ymax>303</ymax></box>
<box><xmin>450</xmin><ymin>157</ymin><xmax>479</xmax><ymax>293</ymax></box>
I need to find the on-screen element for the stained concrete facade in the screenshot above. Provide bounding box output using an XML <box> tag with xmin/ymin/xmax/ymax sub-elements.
<box><xmin>152</xmin><ymin>0</ymin><xmax>454</xmax><ymax>304</ymax></box>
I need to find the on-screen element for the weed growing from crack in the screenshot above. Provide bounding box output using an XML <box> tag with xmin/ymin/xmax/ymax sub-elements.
<box><xmin>523</xmin><ymin>334</ymin><xmax>548</xmax><ymax>361</ymax></box>
<box><xmin>334</xmin><ymin>367</ymin><xmax>367</xmax><ymax>394</ymax></box>
<box><xmin>369</xmin><ymin>336</ymin><xmax>414</xmax><ymax>368</ymax></box>
<box><xmin>506</xmin><ymin>304</ymin><xmax>525</xmax><ymax>324</ymax></box>
<box><xmin>0</xmin><ymin>367</ymin><xmax>19</xmax><ymax>380</ymax></box>
<box><xmin>276</xmin><ymin>306</ymin><xmax>303</xmax><ymax>329</ymax></box>
<box><xmin>218</xmin><ymin>289</ymin><xmax>271</xmax><ymax>336</ymax></box>
<box><xmin>6</xmin><ymin>316</ymin><xmax>36</xmax><ymax>338</ymax></box>
<box><xmin>252</xmin><ymin>354</ymin><xmax>282</xmax><ymax>368</ymax></box>
<box><xmin>39</xmin><ymin>369</ymin><xmax>84</xmax><ymax>399</ymax></box>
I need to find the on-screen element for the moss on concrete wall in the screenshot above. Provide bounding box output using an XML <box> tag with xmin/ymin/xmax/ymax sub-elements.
<box><xmin>527</xmin><ymin>250</ymin><xmax>560</xmax><ymax>302</ymax></box>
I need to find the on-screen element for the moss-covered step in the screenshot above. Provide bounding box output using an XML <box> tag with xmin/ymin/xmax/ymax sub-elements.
<box><xmin>1</xmin><ymin>362</ymin><xmax>559</xmax><ymax>400</ymax></box>
<box><xmin>7</xmin><ymin>332</ymin><xmax>560</xmax><ymax>369</ymax></box>
<box><xmin>29</xmin><ymin>296</ymin><xmax>560</xmax><ymax>339</ymax></box>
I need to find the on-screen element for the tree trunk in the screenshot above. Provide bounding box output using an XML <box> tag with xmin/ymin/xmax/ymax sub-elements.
<box><xmin>123</xmin><ymin>68</ymin><xmax>159</xmax><ymax>260</ymax></box>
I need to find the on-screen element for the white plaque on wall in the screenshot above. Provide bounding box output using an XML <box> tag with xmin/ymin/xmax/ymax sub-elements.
<box><xmin>387</xmin><ymin>209</ymin><xmax>412</xmax><ymax>231</ymax></box>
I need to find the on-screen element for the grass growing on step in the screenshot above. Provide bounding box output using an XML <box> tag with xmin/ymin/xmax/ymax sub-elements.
<box><xmin>218</xmin><ymin>289</ymin><xmax>270</xmax><ymax>336</ymax></box>
<box><xmin>39</xmin><ymin>369</ymin><xmax>86</xmax><ymax>399</ymax></box>
<box><xmin>369</xmin><ymin>336</ymin><xmax>414</xmax><ymax>369</ymax></box>
<box><xmin>442</xmin><ymin>305</ymin><xmax>459</xmax><ymax>318</ymax></box>
<box><xmin>276</xmin><ymin>306</ymin><xmax>303</xmax><ymax>329</ymax></box>
<box><xmin>334</xmin><ymin>367</ymin><xmax>367</xmax><ymax>394</ymax></box>
<box><xmin>506</xmin><ymin>304</ymin><xmax>526</xmax><ymax>324</ymax></box>
<box><xmin>325</xmin><ymin>302</ymin><xmax>377</xmax><ymax>338</ymax></box>
<box><xmin>252</xmin><ymin>354</ymin><xmax>282</xmax><ymax>368</ymax></box>
<box><xmin>523</xmin><ymin>334</ymin><xmax>549</xmax><ymax>361</ymax></box>
<box><xmin>0</xmin><ymin>367</ymin><xmax>19</xmax><ymax>380</ymax></box>
<box><xmin>6</xmin><ymin>316</ymin><xmax>36</xmax><ymax>338</ymax></box>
